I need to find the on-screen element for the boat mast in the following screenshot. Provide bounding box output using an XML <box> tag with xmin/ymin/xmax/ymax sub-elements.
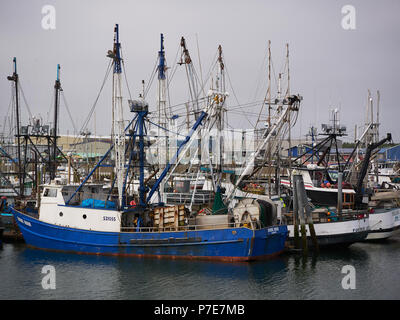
<box><xmin>109</xmin><ymin>24</ymin><xmax>126</xmax><ymax>209</ymax></box>
<box><xmin>179</xmin><ymin>37</ymin><xmax>200</xmax><ymax>119</ymax></box>
<box><xmin>51</xmin><ymin>64</ymin><xmax>61</xmax><ymax>181</ymax></box>
<box><xmin>374</xmin><ymin>90</ymin><xmax>381</xmax><ymax>183</ymax></box>
<box><xmin>285</xmin><ymin>43</ymin><xmax>291</xmax><ymax>196</ymax></box>
<box><xmin>7</xmin><ymin>58</ymin><xmax>23</xmax><ymax>196</ymax></box>
<box><xmin>376</xmin><ymin>90</ymin><xmax>380</xmax><ymax>142</ymax></box>
<box><xmin>157</xmin><ymin>33</ymin><xmax>168</xmax><ymax>170</ymax></box>
<box><xmin>216</xmin><ymin>45</ymin><xmax>226</xmax><ymax>187</ymax></box>
<box><xmin>267</xmin><ymin>40</ymin><xmax>272</xmax><ymax>196</ymax></box>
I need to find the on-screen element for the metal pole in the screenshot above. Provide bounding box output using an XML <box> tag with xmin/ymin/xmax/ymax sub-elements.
<box><xmin>337</xmin><ymin>172</ymin><xmax>343</xmax><ymax>216</ymax></box>
<box><xmin>7</xmin><ymin>58</ymin><xmax>23</xmax><ymax>196</ymax></box>
<box><xmin>299</xmin><ymin>175</ymin><xmax>318</xmax><ymax>252</ymax></box>
<box><xmin>52</xmin><ymin>64</ymin><xmax>61</xmax><ymax>180</ymax></box>
<box><xmin>292</xmin><ymin>175</ymin><xmax>300</xmax><ymax>249</ymax></box>
<box><xmin>296</xmin><ymin>177</ymin><xmax>308</xmax><ymax>255</ymax></box>
<box><xmin>138</xmin><ymin>111</ymin><xmax>147</xmax><ymax>207</ymax></box>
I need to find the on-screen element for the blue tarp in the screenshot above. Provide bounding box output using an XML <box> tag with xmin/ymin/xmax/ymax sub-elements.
<box><xmin>81</xmin><ymin>198</ymin><xmax>116</xmax><ymax>209</ymax></box>
<box><xmin>385</xmin><ymin>145</ymin><xmax>400</xmax><ymax>161</ymax></box>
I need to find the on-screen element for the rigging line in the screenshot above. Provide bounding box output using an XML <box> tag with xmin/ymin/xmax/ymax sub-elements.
<box><xmin>166</xmin><ymin>61</ymin><xmax>179</xmax><ymax>90</ymax></box>
<box><xmin>199</xmin><ymin>58</ymin><xmax>218</xmax><ymax>93</ymax></box>
<box><xmin>10</xmin><ymin>89</ymin><xmax>16</xmax><ymax>137</ymax></box>
<box><xmin>224</xmin><ymin>63</ymin><xmax>239</xmax><ymax>105</ymax></box>
<box><xmin>184</xmin><ymin>64</ymin><xmax>196</xmax><ymax>107</ymax></box>
<box><xmin>162</xmin><ymin>103</ymin><xmax>264</xmax><ymax>120</ymax></box>
<box><xmin>144</xmin><ymin>57</ymin><xmax>158</xmax><ymax>98</ymax></box>
<box><xmin>145</xmin><ymin>67</ymin><xmax>157</xmax><ymax>99</ymax></box>
<box><xmin>251</xmin><ymin>45</ymin><xmax>269</xmax><ymax>102</ymax></box>
<box><xmin>222</xmin><ymin>116</ymin><xmax>236</xmax><ymax>130</ymax></box>
<box><xmin>179</xmin><ymin>50</ymin><xmax>218</xmax><ymax>104</ymax></box>
<box><xmin>229</xmin><ymin>110</ymin><xmax>272</xmax><ymax>119</ymax></box>
<box><xmin>204</xmin><ymin>50</ymin><xmax>219</xmax><ymax>81</ymax></box>
<box><xmin>224</xmin><ymin>99</ymin><xmax>267</xmax><ymax>112</ymax></box>
<box><xmin>195</xmin><ymin>33</ymin><xmax>205</xmax><ymax>97</ymax></box>
<box><xmin>145</xmin><ymin>119</ymin><xmax>186</xmax><ymax>137</ymax></box>
<box><xmin>166</xmin><ymin>69</ymin><xmax>172</xmax><ymax>115</ymax></box>
<box><xmin>60</xmin><ymin>91</ymin><xmax>78</xmax><ymax>135</ymax></box>
<box><xmin>165</xmin><ymin>42</ymin><xmax>182</xmax><ymax>93</ymax></box>
<box><xmin>46</xmin><ymin>90</ymin><xmax>55</xmax><ymax>124</ymax></box>
<box><xmin>2</xmin><ymin>95</ymin><xmax>13</xmax><ymax>139</ymax></box>
<box><xmin>169</xmin><ymin>42</ymin><xmax>182</xmax><ymax>80</ymax></box>
<box><xmin>280</xmin><ymin>59</ymin><xmax>288</xmax><ymax>77</ymax></box>
<box><xmin>120</xmin><ymin>54</ymin><xmax>133</xmax><ymax>101</ymax></box>
<box><xmin>168</xmin><ymin>96</ymin><xmax>262</xmax><ymax>116</ymax></box>
<box><xmin>255</xmin><ymin>90</ymin><xmax>269</xmax><ymax>129</ymax></box>
<box><xmin>18</xmin><ymin>80</ymin><xmax>33</xmax><ymax>120</ymax></box>
<box><xmin>73</xmin><ymin>59</ymin><xmax>113</xmax><ymax>147</ymax></box>
<box><xmin>189</xmin><ymin>61</ymin><xmax>205</xmax><ymax>100</ymax></box>
<box><xmin>270</xmin><ymin>59</ymin><xmax>278</xmax><ymax>91</ymax></box>
<box><xmin>161</xmin><ymin>96</ymin><xmax>209</xmax><ymax>113</ymax></box>
<box><xmin>157</xmin><ymin>98</ymin><xmax>265</xmax><ymax>120</ymax></box>
<box><xmin>184</xmin><ymin>62</ymin><xmax>203</xmax><ymax>113</ymax></box>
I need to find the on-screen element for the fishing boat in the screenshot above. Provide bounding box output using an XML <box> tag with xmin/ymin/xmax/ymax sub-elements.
<box><xmin>280</xmin><ymin>166</ymin><xmax>356</xmax><ymax>207</ymax></box>
<box><xmin>284</xmin><ymin>208</ymin><xmax>369</xmax><ymax>248</ymax></box>
<box><xmin>278</xmin><ymin>105</ymin><xmax>395</xmax><ymax>246</ymax></box>
<box><xmin>365</xmin><ymin>190</ymin><xmax>400</xmax><ymax>240</ymax></box>
<box><xmin>11</xmin><ymin>25</ymin><xmax>288</xmax><ymax>262</ymax></box>
<box><xmin>224</xmin><ymin>175</ymin><xmax>370</xmax><ymax>248</ymax></box>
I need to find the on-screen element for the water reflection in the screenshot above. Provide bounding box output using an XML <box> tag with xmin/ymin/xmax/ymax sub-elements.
<box><xmin>1</xmin><ymin>237</ymin><xmax>400</xmax><ymax>299</ymax></box>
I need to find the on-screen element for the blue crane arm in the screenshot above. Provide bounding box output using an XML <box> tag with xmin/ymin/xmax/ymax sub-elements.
<box><xmin>146</xmin><ymin>111</ymin><xmax>207</xmax><ymax>203</ymax></box>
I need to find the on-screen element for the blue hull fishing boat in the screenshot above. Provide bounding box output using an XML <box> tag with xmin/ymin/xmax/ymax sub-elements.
<box><xmin>12</xmin><ymin>208</ymin><xmax>287</xmax><ymax>261</ymax></box>
<box><xmin>11</xmin><ymin>24</ymin><xmax>289</xmax><ymax>261</ymax></box>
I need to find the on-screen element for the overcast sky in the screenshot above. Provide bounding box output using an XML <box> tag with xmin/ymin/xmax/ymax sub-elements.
<box><xmin>1</xmin><ymin>0</ymin><xmax>399</xmax><ymax>142</ymax></box>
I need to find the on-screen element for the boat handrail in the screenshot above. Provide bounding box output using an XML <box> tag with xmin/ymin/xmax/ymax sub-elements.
<box><xmin>163</xmin><ymin>192</ymin><xmax>213</xmax><ymax>203</ymax></box>
<box><xmin>283</xmin><ymin>210</ymin><xmax>368</xmax><ymax>224</ymax></box>
<box><xmin>120</xmin><ymin>221</ymin><xmax>263</xmax><ymax>233</ymax></box>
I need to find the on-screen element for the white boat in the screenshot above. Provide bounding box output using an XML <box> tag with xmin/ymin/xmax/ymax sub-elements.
<box><xmin>284</xmin><ymin>207</ymin><xmax>369</xmax><ymax>247</ymax></box>
<box><xmin>280</xmin><ymin>166</ymin><xmax>355</xmax><ymax>207</ymax></box>
<box><xmin>366</xmin><ymin>190</ymin><xmax>400</xmax><ymax>240</ymax></box>
<box><xmin>206</xmin><ymin>179</ymin><xmax>369</xmax><ymax>247</ymax></box>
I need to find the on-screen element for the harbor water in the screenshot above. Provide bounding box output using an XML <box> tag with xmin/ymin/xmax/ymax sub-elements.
<box><xmin>1</xmin><ymin>235</ymin><xmax>400</xmax><ymax>300</ymax></box>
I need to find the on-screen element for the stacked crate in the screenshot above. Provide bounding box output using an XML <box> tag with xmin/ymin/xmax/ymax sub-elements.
<box><xmin>153</xmin><ymin>205</ymin><xmax>186</xmax><ymax>230</ymax></box>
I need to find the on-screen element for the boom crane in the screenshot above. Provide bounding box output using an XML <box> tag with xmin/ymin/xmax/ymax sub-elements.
<box><xmin>354</xmin><ymin>133</ymin><xmax>392</xmax><ymax>208</ymax></box>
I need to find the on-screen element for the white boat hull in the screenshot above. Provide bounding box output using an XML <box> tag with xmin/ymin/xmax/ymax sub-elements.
<box><xmin>366</xmin><ymin>207</ymin><xmax>400</xmax><ymax>240</ymax></box>
<box><xmin>287</xmin><ymin>217</ymin><xmax>369</xmax><ymax>247</ymax></box>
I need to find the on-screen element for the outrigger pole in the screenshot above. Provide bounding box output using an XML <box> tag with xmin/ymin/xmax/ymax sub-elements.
<box><xmin>7</xmin><ymin>58</ymin><xmax>23</xmax><ymax>196</ymax></box>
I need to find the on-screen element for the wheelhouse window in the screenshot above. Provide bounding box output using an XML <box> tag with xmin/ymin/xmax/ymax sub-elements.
<box><xmin>43</xmin><ymin>188</ymin><xmax>57</xmax><ymax>197</ymax></box>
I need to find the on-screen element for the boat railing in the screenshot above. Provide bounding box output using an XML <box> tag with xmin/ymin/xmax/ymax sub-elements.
<box><xmin>121</xmin><ymin>221</ymin><xmax>245</xmax><ymax>233</ymax></box>
<box><xmin>283</xmin><ymin>210</ymin><xmax>368</xmax><ymax>225</ymax></box>
<box><xmin>162</xmin><ymin>192</ymin><xmax>213</xmax><ymax>204</ymax></box>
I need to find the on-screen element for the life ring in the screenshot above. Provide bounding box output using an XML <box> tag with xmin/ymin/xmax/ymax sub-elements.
<box><xmin>130</xmin><ymin>200</ymin><xmax>137</xmax><ymax>207</ymax></box>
